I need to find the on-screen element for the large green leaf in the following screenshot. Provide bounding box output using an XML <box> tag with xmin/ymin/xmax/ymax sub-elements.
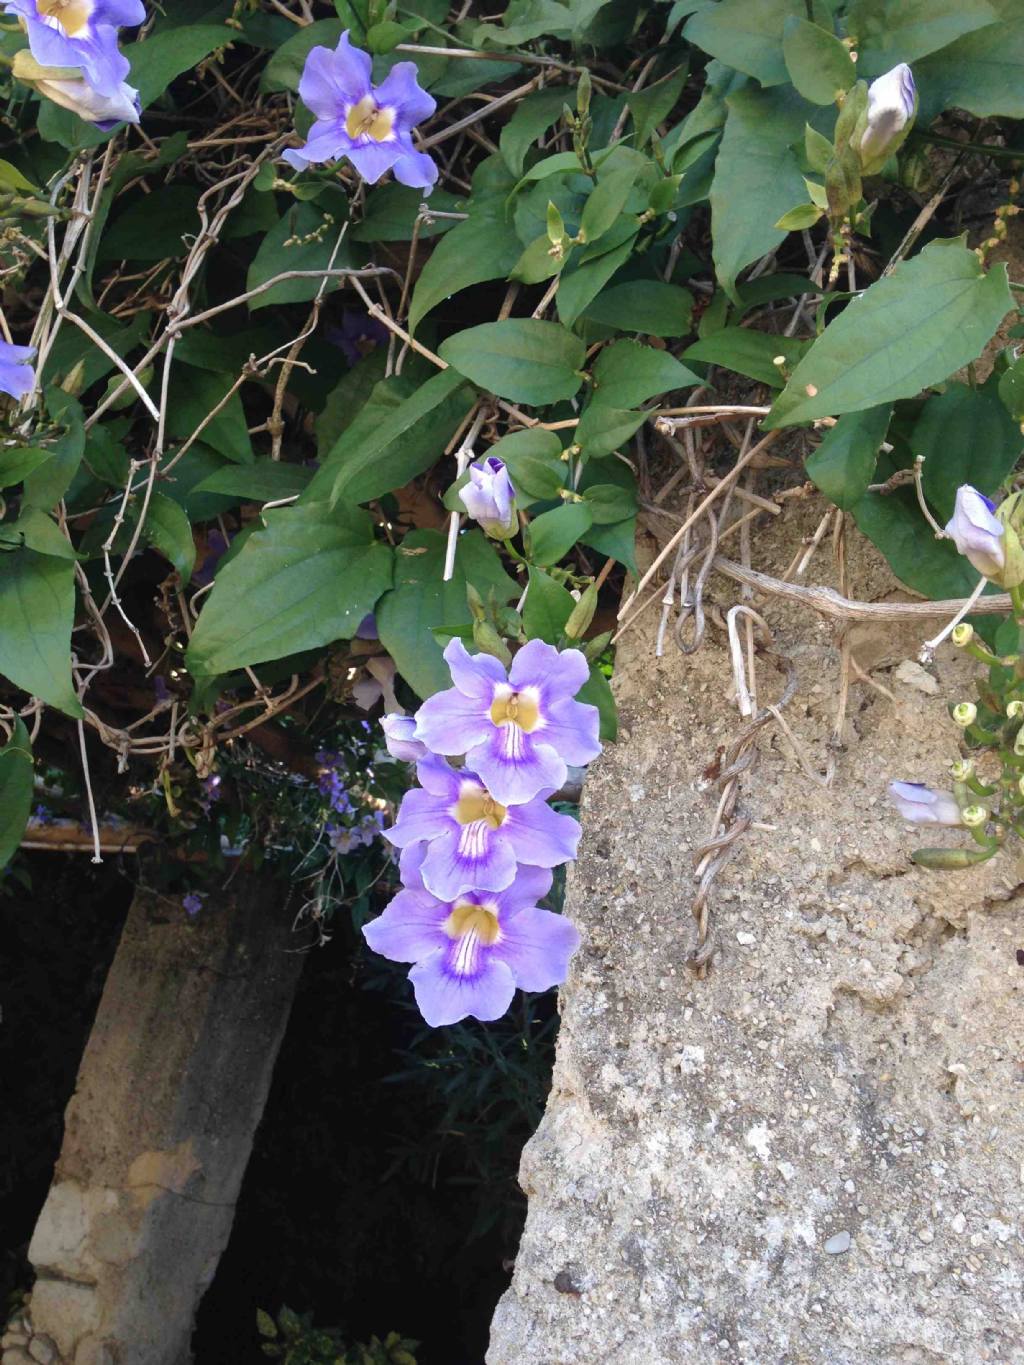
<box><xmin>185</xmin><ymin>503</ymin><xmax>393</xmax><ymax>676</ymax></box>
<box><xmin>916</xmin><ymin>15</ymin><xmax>1024</xmax><ymax>120</ymax></box>
<box><xmin>0</xmin><ymin>719</ymin><xmax>33</xmax><ymax>872</ymax></box>
<box><xmin>142</xmin><ymin>492</ymin><xmax>196</xmax><ymax>582</ymax></box>
<box><xmin>684</xmin><ymin>0</ymin><xmax>810</xmax><ymax>86</ymax></box>
<box><xmin>806</xmin><ymin>403</ymin><xmax>893</xmax><ymax>508</ymax></box>
<box><xmin>0</xmin><ymin>448</ymin><xmax>52</xmax><ymax>489</ymax></box>
<box><xmin>22</xmin><ymin>392</ymin><xmax>85</xmax><ymax>511</ymax></box>
<box><xmin>408</xmin><ymin>198</ymin><xmax>523</xmax><ymax>333</ymax></box>
<box><xmin>527</xmin><ymin>503</ymin><xmax>594</xmax><ymax>566</ymax></box>
<box><xmin>166</xmin><ymin>366</ymin><xmax>253</xmax><ymax>465</ymax></box>
<box><xmin>683</xmin><ymin>328</ymin><xmax>806</xmax><ymax>388</ymax></box>
<box><xmin>766</xmin><ymin>240</ymin><xmax>1013</xmax><ymax>428</ymax></box>
<box><xmin>851</xmin><ymin>488</ymin><xmax>981</xmax><ymax>600</ymax></box>
<box><xmin>376</xmin><ymin>530</ymin><xmax>518</xmax><ymax>698</ymax></box>
<box><xmin>782</xmin><ymin>17</ymin><xmax>856</xmax><ymax>104</ymax></box>
<box><xmin>556</xmin><ymin>235</ymin><xmax>637</xmax><ymax>328</ymax></box>
<box><xmin>439</xmin><ymin>321</ymin><xmax>586</xmax><ymax>406</ymax></box>
<box><xmin>846</xmin><ymin>0</ymin><xmax>999</xmax><ymax>78</ymax></box>
<box><xmin>581</xmin><ymin>280</ymin><xmax>694</xmax><ymax>337</ymax></box>
<box><xmin>915</xmin><ymin>381</ymin><xmax>1022</xmax><ymax>521</ymax></box>
<box><xmin>194</xmin><ymin>461</ymin><xmax>313</xmax><ymax>505</ymax></box>
<box><xmin>589</xmin><ymin>340</ymin><xmax>700</xmax><ymax>408</ymax></box>
<box><xmin>523</xmin><ymin>566</ymin><xmax>576</xmax><ymax>643</ymax></box>
<box><xmin>500</xmin><ymin>87</ymin><xmax>571</xmax><ymax>177</ymax></box>
<box><xmin>247</xmin><ymin>203</ymin><xmax>353</xmax><ymax>312</ymax></box>
<box><xmin>0</xmin><ymin>549</ymin><xmax>82</xmax><ymax>717</ymax></box>
<box><xmin>710</xmin><ymin>87</ymin><xmax>811</xmax><ymax>302</ymax></box>
<box><xmin>317</xmin><ymin>369</ymin><xmax>475</xmax><ymax>506</ymax></box>
<box><xmin>575</xmin><ymin>406</ymin><xmax>648</xmax><ymax>460</ymax></box>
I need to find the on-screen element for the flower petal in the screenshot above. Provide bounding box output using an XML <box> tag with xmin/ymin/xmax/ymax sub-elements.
<box><xmin>509</xmin><ymin>638</ymin><xmax>589</xmax><ymax>704</ymax></box>
<box><xmin>541</xmin><ymin>697</ymin><xmax>602</xmax><ymax>766</ymax></box>
<box><xmin>384</xmin><ymin>786</ymin><xmax>450</xmax><ymax>847</ymax></box>
<box><xmin>392</xmin><ymin>149</ymin><xmax>438</xmax><ymax>191</ymax></box>
<box><xmin>490</xmin><ymin>863</ymin><xmax>554</xmax><ymax>916</ymax></box>
<box><xmin>503</xmin><ymin>799</ymin><xmax>580</xmax><ymax>868</ymax></box>
<box><xmin>414</xmin><ymin>753</ymin><xmax>463</xmax><ymax>799</ymax></box>
<box><xmin>372</xmin><ymin>61</ymin><xmax>436</xmax><ymax>130</ymax></box>
<box><xmin>468</xmin><ymin>728</ymin><xmax>566</xmax><ymax>807</ymax></box>
<box><xmin>442</xmin><ymin>638</ymin><xmax>508</xmax><ymax>701</ymax></box>
<box><xmin>414</xmin><ymin>685</ymin><xmax>492</xmax><ymax>756</ymax></box>
<box><xmin>419</xmin><ymin>826</ymin><xmax>518</xmax><ymax>900</ymax></box>
<box><xmin>409</xmin><ymin>948</ymin><xmax>516</xmax><ymax>1026</ymax></box>
<box><xmin>345</xmin><ymin>139</ymin><xmax>403</xmax><ymax>184</ymax></box>
<box><xmin>282</xmin><ymin>118</ymin><xmax>350</xmax><ymax>168</ymax></box>
<box><xmin>493</xmin><ymin>907</ymin><xmax>580</xmax><ymax>991</ymax></box>
<box><xmin>362</xmin><ymin>885</ymin><xmax>448</xmax><ymax>963</ymax></box>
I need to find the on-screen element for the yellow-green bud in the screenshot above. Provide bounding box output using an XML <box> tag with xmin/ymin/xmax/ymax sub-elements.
<box><xmin>951</xmin><ymin>702</ymin><xmax>977</xmax><ymax>728</ymax></box>
<box><xmin>951</xmin><ymin>623</ymin><xmax>974</xmax><ymax>647</ymax></box>
<box><xmin>961</xmin><ymin>805</ymin><xmax>988</xmax><ymax>828</ymax></box>
<box><xmin>950</xmin><ymin>758</ymin><xmax>974</xmax><ymax>781</ymax></box>
<box><xmin>1008</xmin><ymin>700</ymin><xmax>1024</xmax><ymax>719</ymax></box>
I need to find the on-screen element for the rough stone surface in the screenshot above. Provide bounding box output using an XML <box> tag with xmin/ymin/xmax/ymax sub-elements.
<box><xmin>19</xmin><ymin>877</ymin><xmax>305</xmax><ymax>1365</ymax></box>
<box><xmin>489</xmin><ymin>508</ymin><xmax>1024</xmax><ymax>1364</ymax></box>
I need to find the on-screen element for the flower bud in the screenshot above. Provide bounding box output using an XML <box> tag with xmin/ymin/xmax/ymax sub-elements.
<box><xmin>564</xmin><ymin>583</ymin><xmax>598</xmax><ymax>641</ymax></box>
<box><xmin>472</xmin><ymin>619</ymin><xmax>512</xmax><ymax>666</ymax></box>
<box><xmin>993</xmin><ymin>491</ymin><xmax>1024</xmax><ymax>588</ymax></box>
<box><xmin>961</xmin><ymin>804</ymin><xmax>988</xmax><ymax>828</ymax></box>
<box><xmin>887</xmin><ymin>781</ymin><xmax>963</xmax><ymax>826</ymax></box>
<box><xmin>950</xmin><ymin>759</ymin><xmax>974</xmax><ymax>781</ymax></box>
<box><xmin>951</xmin><ymin>702</ymin><xmax>977</xmax><ymax>728</ymax></box>
<box><xmin>380</xmin><ymin>713</ymin><xmax>428</xmax><ymax>763</ymax></box>
<box><xmin>856</xmin><ymin>63</ymin><xmax>917</xmax><ymax>174</ymax></box>
<box><xmin>944</xmin><ymin>485</ymin><xmax>1010</xmax><ymax>582</ymax></box>
<box><xmin>459</xmin><ymin>456</ymin><xmax>517</xmax><ymax>540</ymax></box>
<box><xmin>13</xmin><ymin>51</ymin><xmax>140</xmax><ymax>129</ymax></box>
<box><xmin>951</xmin><ymin>623</ymin><xmax>974</xmax><ymax>647</ymax></box>
<box><xmin>1008</xmin><ymin>700</ymin><xmax>1024</xmax><ymax>719</ymax></box>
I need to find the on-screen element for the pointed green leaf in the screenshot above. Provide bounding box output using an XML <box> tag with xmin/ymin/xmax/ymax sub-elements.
<box><xmin>581</xmin><ymin>280</ymin><xmax>694</xmax><ymax>337</ymax></box>
<box><xmin>439</xmin><ymin>320</ymin><xmax>586</xmax><ymax>406</ymax></box>
<box><xmin>409</xmin><ymin>199</ymin><xmax>523</xmax><ymax>333</ymax></box>
<box><xmin>782</xmin><ymin>17</ymin><xmax>856</xmax><ymax>104</ymax></box>
<box><xmin>590</xmin><ymin>340</ymin><xmax>701</xmax><ymax>409</ymax></box>
<box><xmin>0</xmin><ymin>549</ymin><xmax>82</xmax><ymax>717</ymax></box>
<box><xmin>806</xmin><ymin>403</ymin><xmax>893</xmax><ymax>508</ymax></box>
<box><xmin>0</xmin><ymin>719</ymin><xmax>33</xmax><ymax>871</ymax></box>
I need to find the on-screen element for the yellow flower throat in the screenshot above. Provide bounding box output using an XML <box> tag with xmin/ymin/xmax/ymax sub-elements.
<box><xmin>39</xmin><ymin>0</ymin><xmax>93</xmax><ymax>37</ymax></box>
<box><xmin>345</xmin><ymin>95</ymin><xmax>396</xmax><ymax>143</ymax></box>
<box><xmin>490</xmin><ymin>691</ymin><xmax>540</xmax><ymax>732</ymax></box>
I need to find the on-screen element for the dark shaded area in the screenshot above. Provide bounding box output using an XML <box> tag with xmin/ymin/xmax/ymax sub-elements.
<box><xmin>0</xmin><ymin>853</ymin><xmax>133</xmax><ymax>1312</ymax></box>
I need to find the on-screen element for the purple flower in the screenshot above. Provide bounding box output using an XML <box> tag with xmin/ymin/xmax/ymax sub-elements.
<box><xmin>0</xmin><ymin>342</ymin><xmax>36</xmax><ymax>400</ymax></box>
<box><xmin>22</xmin><ymin>65</ymin><xmax>139</xmax><ymax>126</ymax></box>
<box><xmin>944</xmin><ymin>485</ymin><xmax>1005</xmax><ymax>580</ymax></box>
<box><xmin>381</xmin><ymin>713</ymin><xmax>429</xmax><ymax>763</ymax></box>
<box><xmin>327</xmin><ymin>313</ymin><xmax>389</xmax><ymax>368</ymax></box>
<box><xmin>319</xmin><ymin>767</ymin><xmax>352</xmax><ymax>815</ymax></box>
<box><xmin>887</xmin><ymin>781</ymin><xmax>963</xmax><ymax>826</ymax></box>
<box><xmin>182</xmin><ymin>891</ymin><xmax>204</xmax><ymax>916</ymax></box>
<box><xmin>385</xmin><ymin>755</ymin><xmax>580</xmax><ymax>901</ymax></box>
<box><xmin>327</xmin><ymin>823</ymin><xmax>364</xmax><ymax>853</ymax></box>
<box><xmin>282</xmin><ymin>32</ymin><xmax>438</xmax><ymax>191</ymax></box>
<box><xmin>3</xmin><ymin>0</ymin><xmax>144</xmax><ymax>99</ymax></box>
<box><xmin>414</xmin><ymin>639</ymin><xmax>601</xmax><ymax>807</ymax></box>
<box><xmin>860</xmin><ymin>64</ymin><xmax>916</xmax><ymax>169</ymax></box>
<box><xmin>355</xmin><ymin>611</ymin><xmax>379</xmax><ymax>640</ymax></box>
<box><xmin>459</xmin><ymin>457</ymin><xmax>517</xmax><ymax>539</ymax></box>
<box><xmin>364</xmin><ymin>845</ymin><xmax>579</xmax><ymax>1026</ymax></box>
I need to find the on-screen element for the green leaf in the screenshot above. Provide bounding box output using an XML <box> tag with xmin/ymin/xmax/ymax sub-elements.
<box><xmin>142</xmin><ymin>492</ymin><xmax>196</xmax><ymax>581</ymax></box>
<box><xmin>376</xmin><ymin>530</ymin><xmax>518</xmax><ymax>697</ymax></box>
<box><xmin>710</xmin><ymin>87</ymin><xmax>811</xmax><ymax>302</ymax></box>
<box><xmin>262</xmin><ymin>18</ymin><xmax>341</xmax><ymax>92</ymax></box>
<box><xmin>683</xmin><ymin>328</ymin><xmax>806</xmax><ymax>388</ymax></box>
<box><xmin>684</xmin><ymin>0</ymin><xmax>812</xmax><ymax>87</ymax></box>
<box><xmin>851</xmin><ymin>487</ymin><xmax>979</xmax><ymax>599</ymax></box>
<box><xmin>775</xmin><ymin>204</ymin><xmax>823</xmax><ymax>231</ymax></box>
<box><xmin>255</xmin><ymin>1309</ymin><xmax>278</xmax><ymax>1341</ymax></box>
<box><xmin>581</xmin><ymin>515</ymin><xmax>637</xmax><ymax>573</ymax></box>
<box><xmin>523</xmin><ymin>567</ymin><xmax>575</xmax><ymax>642</ymax></box>
<box><xmin>575</xmin><ymin>406</ymin><xmax>648</xmax><ymax>460</ymax></box>
<box><xmin>500</xmin><ymin>87</ymin><xmax>569</xmax><ymax>178</ymax></box>
<box><xmin>998</xmin><ymin>352</ymin><xmax>1024</xmax><ymax>421</ymax></box>
<box><xmin>527</xmin><ymin>502</ymin><xmax>593</xmax><ymax>566</ymax></box>
<box><xmin>782</xmin><ymin>17</ymin><xmax>856</xmax><ymax>104</ymax></box>
<box><xmin>166</xmin><ymin>366</ymin><xmax>253</xmax><ymax>465</ymax></box>
<box><xmin>194</xmin><ymin>461</ymin><xmax>313</xmax><ymax>505</ymax></box>
<box><xmin>583</xmin><ymin>482</ymin><xmax>637</xmax><ymax>525</ymax></box>
<box><xmin>806</xmin><ymin>403</ymin><xmax>893</xmax><ymax>508</ymax></box>
<box><xmin>556</xmin><ymin>234</ymin><xmax>637</xmax><ymax>328</ymax></box>
<box><xmin>628</xmin><ymin>65</ymin><xmax>689</xmax><ymax>146</ymax></box>
<box><xmin>579</xmin><ymin>167</ymin><xmax>640</xmax><ymax>244</ymax></box>
<box><xmin>185</xmin><ymin>503</ymin><xmax>393</xmax><ymax>676</ymax></box>
<box><xmin>0</xmin><ymin>549</ymin><xmax>82</xmax><ymax>717</ymax></box>
<box><xmin>351</xmin><ymin>185</ymin><xmax>463</xmax><ymax>242</ymax></box>
<box><xmin>766</xmin><ymin>240</ymin><xmax>1014</xmax><ymax>428</ymax></box>
<box><xmin>846</xmin><ymin>0</ymin><xmax>999</xmax><ymax>78</ymax></box>
<box><xmin>0</xmin><ymin>719</ymin><xmax>32</xmax><ymax>872</ymax></box>
<box><xmin>589</xmin><ymin>340</ymin><xmax>700</xmax><ymax>409</ymax></box>
<box><xmin>581</xmin><ymin>280</ymin><xmax>694</xmax><ymax>337</ymax></box>
<box><xmin>0</xmin><ymin>448</ymin><xmax>52</xmax><ymax>489</ymax></box>
<box><xmin>2</xmin><ymin>508</ymin><xmax>79</xmax><ymax>560</ymax></box>
<box><xmin>439</xmin><ymin>320</ymin><xmax>585</xmax><ymax>406</ymax></box>
<box><xmin>577</xmin><ymin>665</ymin><xmax>617</xmax><ymax>742</ymax></box>
<box><xmin>129</xmin><ymin>24</ymin><xmax>234</xmax><ymax>107</ymax></box>
<box><xmin>319</xmin><ymin>369</ymin><xmax>475</xmax><ymax>506</ymax></box>
<box><xmin>247</xmin><ymin>203</ymin><xmax>351</xmax><ymax>312</ymax></box>
<box><xmin>409</xmin><ymin>198</ymin><xmax>523</xmax><ymax>333</ymax></box>
<box><xmin>916</xmin><ymin>14</ymin><xmax>1024</xmax><ymax>121</ymax></box>
<box><xmin>22</xmin><ymin>392</ymin><xmax>85</xmax><ymax>510</ymax></box>
<box><xmin>491</xmin><ymin>429</ymin><xmax>566</xmax><ymax>501</ymax></box>
<box><xmin>97</xmin><ymin>185</ymin><xmax>199</xmax><ymax>262</ymax></box>
<box><xmin>915</xmin><ymin>381</ymin><xmax>1022</xmax><ymax>521</ymax></box>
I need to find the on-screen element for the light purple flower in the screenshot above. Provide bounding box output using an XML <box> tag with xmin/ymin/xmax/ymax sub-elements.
<box><xmin>327</xmin><ymin>823</ymin><xmax>365</xmax><ymax>853</ymax></box>
<box><xmin>381</xmin><ymin>712</ymin><xmax>429</xmax><ymax>762</ymax></box>
<box><xmin>414</xmin><ymin>639</ymin><xmax>601</xmax><ymax>807</ymax></box>
<box><xmin>364</xmin><ymin>845</ymin><xmax>579</xmax><ymax>1026</ymax></box>
<box><xmin>459</xmin><ymin>457</ymin><xmax>517</xmax><ymax>539</ymax></box>
<box><xmin>384</xmin><ymin>755</ymin><xmax>580</xmax><ymax>901</ymax></box>
<box><xmin>3</xmin><ymin>0</ymin><xmax>144</xmax><ymax>99</ymax></box>
<box><xmin>282</xmin><ymin>32</ymin><xmax>437</xmax><ymax>191</ymax></box>
<box><xmin>944</xmin><ymin>485</ymin><xmax>1005</xmax><ymax>579</ymax></box>
<box><xmin>860</xmin><ymin>63</ymin><xmax>916</xmax><ymax>167</ymax></box>
<box><xmin>887</xmin><ymin>781</ymin><xmax>963</xmax><ymax>826</ymax></box>
<box><xmin>0</xmin><ymin>342</ymin><xmax>36</xmax><ymax>400</ymax></box>
<box><xmin>182</xmin><ymin>891</ymin><xmax>204</xmax><ymax>916</ymax></box>
<box><xmin>27</xmin><ymin>68</ymin><xmax>139</xmax><ymax>126</ymax></box>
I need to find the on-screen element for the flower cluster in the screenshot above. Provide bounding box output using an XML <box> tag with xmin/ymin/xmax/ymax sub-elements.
<box><xmin>4</xmin><ymin>0</ymin><xmax>143</xmax><ymax>127</ymax></box>
<box><xmin>284</xmin><ymin>31</ymin><xmax>437</xmax><ymax>192</ymax></box>
<box><xmin>364</xmin><ymin>639</ymin><xmax>601</xmax><ymax>1027</ymax></box>
<box><xmin>316</xmin><ymin>747</ymin><xmax>387</xmax><ymax>856</ymax></box>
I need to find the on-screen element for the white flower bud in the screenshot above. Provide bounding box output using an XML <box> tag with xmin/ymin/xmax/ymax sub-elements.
<box><xmin>951</xmin><ymin>702</ymin><xmax>977</xmax><ymax>728</ymax></box>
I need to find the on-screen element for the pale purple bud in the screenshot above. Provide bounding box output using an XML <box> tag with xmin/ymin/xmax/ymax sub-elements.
<box><xmin>860</xmin><ymin>63</ymin><xmax>916</xmax><ymax>166</ymax></box>
<box><xmin>887</xmin><ymin>781</ymin><xmax>963</xmax><ymax>826</ymax></box>
<box><xmin>381</xmin><ymin>712</ymin><xmax>428</xmax><ymax>762</ymax></box>
<box><xmin>944</xmin><ymin>485</ymin><xmax>1006</xmax><ymax>580</ymax></box>
<box><xmin>459</xmin><ymin>456</ymin><xmax>517</xmax><ymax>539</ymax></box>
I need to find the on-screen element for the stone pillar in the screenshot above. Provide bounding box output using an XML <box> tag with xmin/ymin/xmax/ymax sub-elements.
<box><xmin>5</xmin><ymin>877</ymin><xmax>305</xmax><ymax>1365</ymax></box>
<box><xmin>489</xmin><ymin>511</ymin><xmax>1024</xmax><ymax>1364</ymax></box>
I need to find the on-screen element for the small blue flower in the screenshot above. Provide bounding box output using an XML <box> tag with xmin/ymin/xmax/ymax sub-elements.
<box><xmin>0</xmin><ymin>341</ymin><xmax>36</xmax><ymax>401</ymax></box>
<box><xmin>183</xmin><ymin>891</ymin><xmax>204</xmax><ymax>916</ymax></box>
